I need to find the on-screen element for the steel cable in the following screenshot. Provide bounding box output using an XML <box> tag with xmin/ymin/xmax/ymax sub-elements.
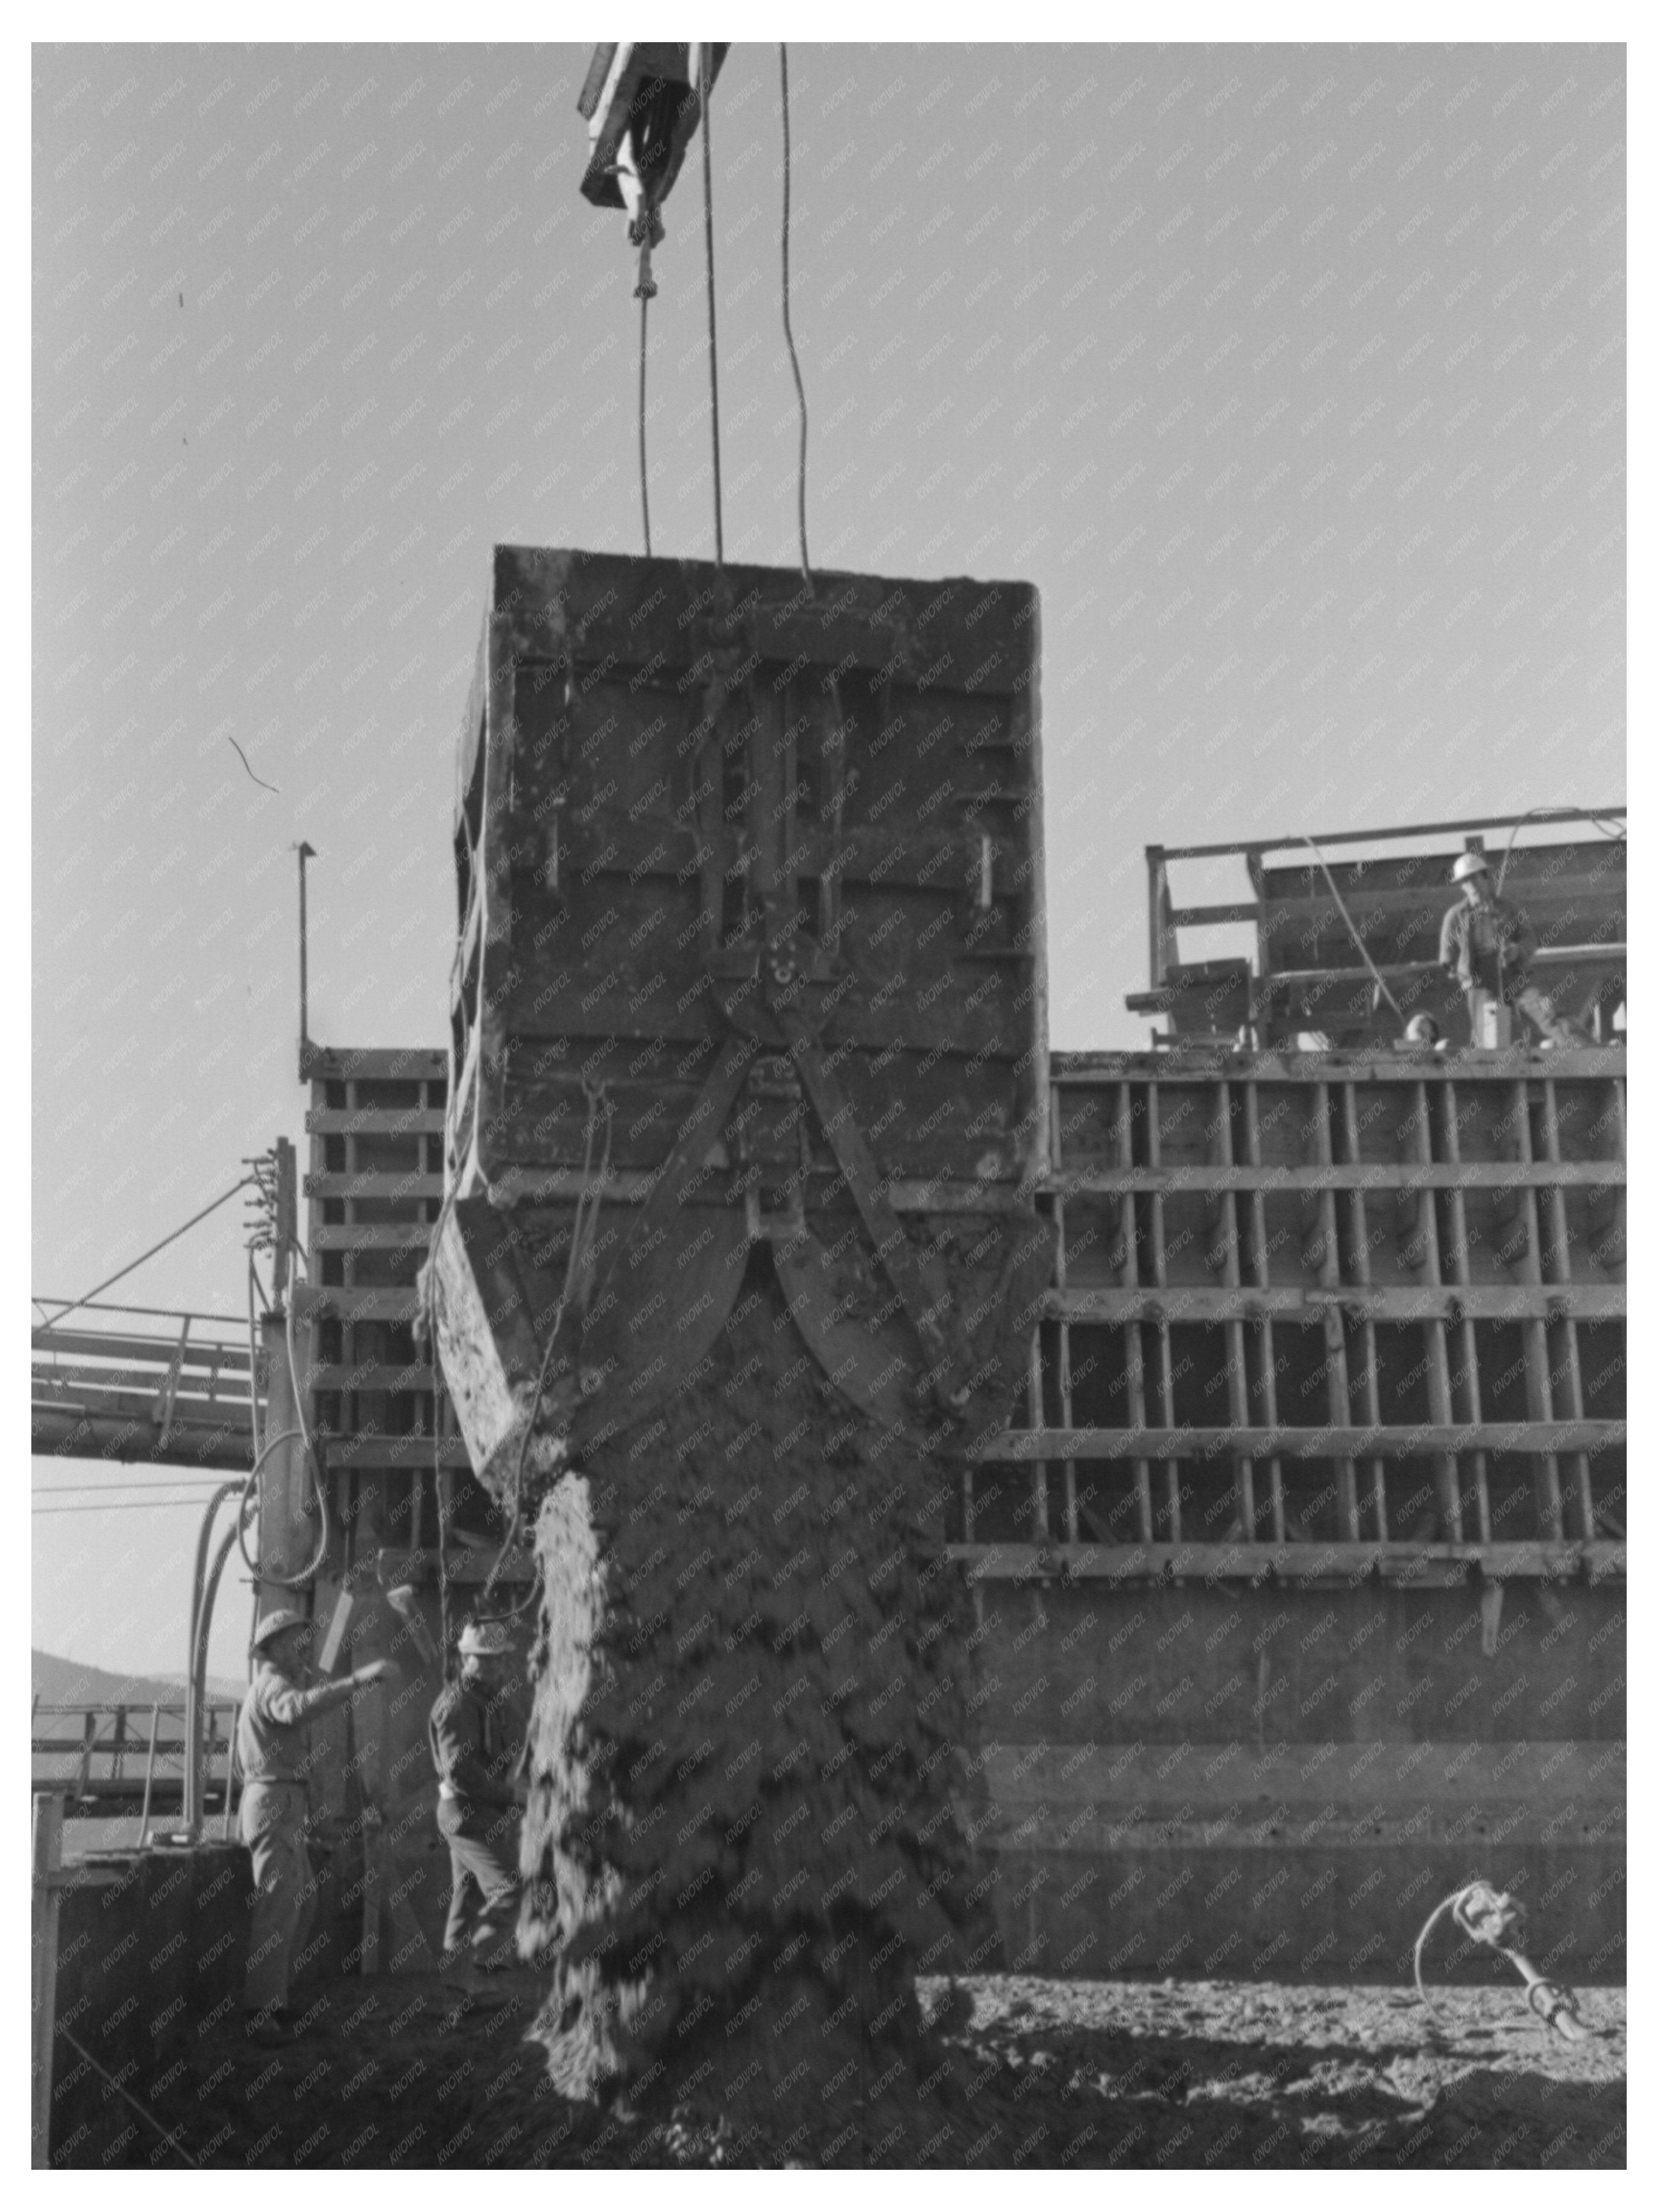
<box><xmin>700</xmin><ymin>43</ymin><xmax>724</xmax><ymax>568</ymax></box>
<box><xmin>637</xmin><ymin>256</ymin><xmax>653</xmax><ymax>557</ymax></box>
<box><xmin>780</xmin><ymin>43</ymin><xmax>811</xmax><ymax>588</ymax></box>
<box><xmin>1299</xmin><ymin>834</ymin><xmax>1406</xmax><ymax>1025</ymax></box>
<box><xmin>36</xmin><ymin>1178</ymin><xmax>254</xmax><ymax>1334</ymax></box>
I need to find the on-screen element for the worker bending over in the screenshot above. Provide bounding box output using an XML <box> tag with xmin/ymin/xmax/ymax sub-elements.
<box><xmin>237</xmin><ymin>1608</ymin><xmax>397</xmax><ymax>2039</ymax></box>
<box><xmin>1439</xmin><ymin>851</ymin><xmax>1592</xmax><ymax>1047</ymax></box>
<box><xmin>429</xmin><ymin>1619</ymin><xmax>526</xmax><ymax>1980</ymax></box>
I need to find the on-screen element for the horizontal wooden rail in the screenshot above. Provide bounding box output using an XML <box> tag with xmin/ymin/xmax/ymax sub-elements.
<box><xmin>304</xmin><ymin>1172</ymin><xmax>445</xmax><ymax>1202</ymax></box>
<box><xmin>950</xmin><ymin>1539</ymin><xmax>1626</xmax><ymax>1582</ymax></box>
<box><xmin>311</xmin><ymin>1224</ymin><xmax>438</xmax><ymax>1252</ymax></box>
<box><xmin>1048</xmin><ymin>1047</ymin><xmax>1627</xmax><ymax>1082</ymax></box>
<box><xmin>306</xmin><ymin>1363</ymin><xmax>437</xmax><ymax>1393</ymax></box>
<box><xmin>1048</xmin><ymin>1284</ymin><xmax>1625</xmax><ymax>1323</ymax></box>
<box><xmin>305</xmin><ymin>1109</ymin><xmax>446</xmax><ymax>1135</ymax></box>
<box><xmin>317</xmin><ymin>1435</ymin><xmax>474</xmax><ymax>1468</ymax></box>
<box><xmin>980</xmin><ymin>1419</ymin><xmax>1624</xmax><ymax>1461</ymax></box>
<box><xmin>1048</xmin><ymin>1161</ymin><xmax>1622</xmax><ymax>1194</ymax></box>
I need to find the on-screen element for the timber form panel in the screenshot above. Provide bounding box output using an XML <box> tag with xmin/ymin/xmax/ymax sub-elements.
<box><xmin>956</xmin><ymin>1048</ymin><xmax>1626</xmax><ymax>1590</ymax></box>
<box><xmin>298</xmin><ymin>1043</ymin><xmax>523</xmax><ymax>1578</ymax></box>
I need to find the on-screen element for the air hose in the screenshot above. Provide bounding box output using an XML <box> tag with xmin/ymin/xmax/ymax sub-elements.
<box><xmin>1413</xmin><ymin>1879</ymin><xmax>1587</xmax><ymax>2041</ymax></box>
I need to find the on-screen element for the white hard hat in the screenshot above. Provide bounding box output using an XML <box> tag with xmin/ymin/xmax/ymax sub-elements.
<box><xmin>1404</xmin><ymin>1015</ymin><xmax>1441</xmax><ymax>1045</ymax></box>
<box><xmin>1452</xmin><ymin>850</ymin><xmax>1492</xmax><ymax>884</ymax></box>
<box><xmin>252</xmin><ymin>1607</ymin><xmax>308</xmax><ymax>1649</ymax></box>
<box><xmin>458</xmin><ymin>1620</ymin><xmax>513</xmax><ymax>1658</ymax></box>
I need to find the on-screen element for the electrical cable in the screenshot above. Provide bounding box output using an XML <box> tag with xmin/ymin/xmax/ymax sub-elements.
<box><xmin>700</xmin><ymin>42</ymin><xmax>724</xmax><ymax>570</ymax></box>
<box><xmin>36</xmin><ymin>1179</ymin><xmax>254</xmax><ymax>1334</ymax></box>
<box><xmin>247</xmin><ymin>1256</ymin><xmax>265</xmax><ymax>1465</ymax></box>
<box><xmin>1299</xmin><ymin>834</ymin><xmax>1406</xmax><ymax>1025</ymax></box>
<box><xmin>779</xmin><ymin>43</ymin><xmax>811</xmax><ymax>589</ymax></box>
<box><xmin>232</xmin><ymin>1244</ymin><xmax>330</xmax><ymax>1590</ymax></box>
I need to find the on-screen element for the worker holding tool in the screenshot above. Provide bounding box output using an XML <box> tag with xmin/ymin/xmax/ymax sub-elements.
<box><xmin>1438</xmin><ymin>851</ymin><xmax>1592</xmax><ymax>1047</ymax></box>
<box><xmin>237</xmin><ymin>1608</ymin><xmax>398</xmax><ymax>2040</ymax></box>
<box><xmin>429</xmin><ymin>1619</ymin><xmax>527</xmax><ymax>1981</ymax></box>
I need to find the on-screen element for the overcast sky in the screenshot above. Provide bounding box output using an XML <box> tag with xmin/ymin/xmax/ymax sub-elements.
<box><xmin>33</xmin><ymin>39</ymin><xmax>1624</xmax><ymax>1671</ymax></box>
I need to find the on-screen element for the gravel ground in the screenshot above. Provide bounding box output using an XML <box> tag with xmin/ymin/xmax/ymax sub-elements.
<box><xmin>117</xmin><ymin>1970</ymin><xmax>1625</xmax><ymax>2170</ymax></box>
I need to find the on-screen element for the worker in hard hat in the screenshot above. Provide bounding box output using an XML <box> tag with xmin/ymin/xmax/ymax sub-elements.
<box><xmin>1438</xmin><ymin>851</ymin><xmax>1592</xmax><ymax>1047</ymax></box>
<box><xmin>237</xmin><ymin>1608</ymin><xmax>398</xmax><ymax>2039</ymax></box>
<box><xmin>428</xmin><ymin>1619</ymin><xmax>526</xmax><ymax>1980</ymax></box>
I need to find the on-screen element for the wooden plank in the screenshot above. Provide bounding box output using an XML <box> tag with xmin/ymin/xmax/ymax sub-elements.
<box><xmin>976</xmin><ymin>1737</ymin><xmax>1625</xmax><ymax>1810</ymax></box>
<box><xmin>1542</xmin><ymin>1077</ymin><xmax>1595</xmax><ymax>1541</ymax></box>
<box><xmin>311</xmin><ymin>1224</ymin><xmax>438</xmax><ymax>1252</ymax></box>
<box><xmin>304</xmin><ymin>1174</ymin><xmax>445</xmax><ymax>1201</ymax></box>
<box><xmin>1310</xmin><ymin>1079</ymin><xmax>1360</xmax><ymax>1540</ymax></box>
<box><xmin>301</xmin><ymin>1046</ymin><xmax>447</xmax><ymax>1081</ymax></box>
<box><xmin>1048</xmin><ymin>1161</ymin><xmax>1623</xmax><ymax>1194</ymax></box>
<box><xmin>305</xmin><ymin>1109</ymin><xmax>447</xmax><ymax>1135</ymax></box>
<box><xmin>318</xmin><ymin>1436</ymin><xmax>474</xmax><ymax>1468</ymax></box>
<box><xmin>32</xmin><ymin>1793</ymin><xmax>63</xmax><ymax>2169</ymax></box>
<box><xmin>1050</xmin><ymin>1046</ymin><xmax>1627</xmax><ymax>1085</ymax></box>
<box><xmin>1047</xmin><ymin>1284</ymin><xmax>1624</xmax><ymax>1322</ymax></box>
<box><xmin>977</xmin><ymin>1420</ymin><xmax>1624</xmax><ymax>1461</ymax></box>
<box><xmin>949</xmin><ymin>1539</ymin><xmax>1625</xmax><ymax>1580</ymax></box>
<box><xmin>305</xmin><ymin>1364</ymin><xmax>438</xmax><ymax>1393</ymax></box>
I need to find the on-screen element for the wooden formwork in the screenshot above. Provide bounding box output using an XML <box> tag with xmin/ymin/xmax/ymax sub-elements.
<box><xmin>949</xmin><ymin>1045</ymin><xmax>1625</xmax><ymax>1981</ymax></box>
<box><xmin>956</xmin><ymin>1047</ymin><xmax>1626</xmax><ymax>1578</ymax></box>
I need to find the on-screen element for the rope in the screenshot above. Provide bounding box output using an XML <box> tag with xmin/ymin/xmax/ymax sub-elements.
<box><xmin>1299</xmin><ymin>834</ymin><xmax>1406</xmax><ymax>1024</ymax></box>
<box><xmin>56</xmin><ymin>2026</ymin><xmax>200</xmax><ymax>2168</ymax></box>
<box><xmin>36</xmin><ymin>1178</ymin><xmax>253</xmax><ymax>1333</ymax></box>
<box><xmin>635</xmin><ymin>243</ymin><xmax>655</xmax><ymax>558</ymax></box>
<box><xmin>699</xmin><ymin>43</ymin><xmax>724</xmax><ymax>569</ymax></box>
<box><xmin>779</xmin><ymin>43</ymin><xmax>810</xmax><ymax>589</ymax></box>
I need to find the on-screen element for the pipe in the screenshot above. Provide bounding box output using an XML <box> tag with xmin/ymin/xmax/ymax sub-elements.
<box><xmin>136</xmin><ymin>1701</ymin><xmax>161</xmax><ymax>1849</ymax></box>
<box><xmin>183</xmin><ymin>1483</ymin><xmax>241</xmax><ymax>1837</ymax></box>
<box><xmin>187</xmin><ymin>1520</ymin><xmax>240</xmax><ymax>1839</ymax></box>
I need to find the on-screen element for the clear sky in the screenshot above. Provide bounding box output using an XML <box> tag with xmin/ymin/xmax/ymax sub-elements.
<box><xmin>33</xmin><ymin>39</ymin><xmax>1625</xmax><ymax>1672</ymax></box>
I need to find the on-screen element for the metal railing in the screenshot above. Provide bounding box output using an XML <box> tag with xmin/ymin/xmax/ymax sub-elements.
<box><xmin>31</xmin><ymin>1701</ymin><xmax>241</xmax><ymax>1841</ymax></box>
<box><xmin>31</xmin><ymin>1300</ymin><xmax>261</xmax><ymax>1471</ymax></box>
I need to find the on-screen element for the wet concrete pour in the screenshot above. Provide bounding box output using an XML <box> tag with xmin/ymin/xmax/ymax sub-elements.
<box><xmin>118</xmin><ymin>1971</ymin><xmax>1624</xmax><ymax>2169</ymax></box>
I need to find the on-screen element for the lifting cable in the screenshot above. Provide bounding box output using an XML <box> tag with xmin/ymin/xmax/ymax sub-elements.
<box><xmin>635</xmin><ymin>248</ymin><xmax>654</xmax><ymax>557</ymax></box>
<box><xmin>779</xmin><ymin>43</ymin><xmax>811</xmax><ymax>589</ymax></box>
<box><xmin>1299</xmin><ymin>834</ymin><xmax>1406</xmax><ymax>1025</ymax></box>
<box><xmin>700</xmin><ymin>42</ymin><xmax>724</xmax><ymax>569</ymax></box>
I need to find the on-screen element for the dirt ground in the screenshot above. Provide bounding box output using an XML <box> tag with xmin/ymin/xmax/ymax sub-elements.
<box><xmin>113</xmin><ymin>1969</ymin><xmax>1623</xmax><ymax>2170</ymax></box>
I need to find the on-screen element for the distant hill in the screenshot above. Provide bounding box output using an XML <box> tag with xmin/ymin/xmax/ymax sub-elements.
<box><xmin>31</xmin><ymin>1649</ymin><xmax>244</xmax><ymax>1710</ymax></box>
